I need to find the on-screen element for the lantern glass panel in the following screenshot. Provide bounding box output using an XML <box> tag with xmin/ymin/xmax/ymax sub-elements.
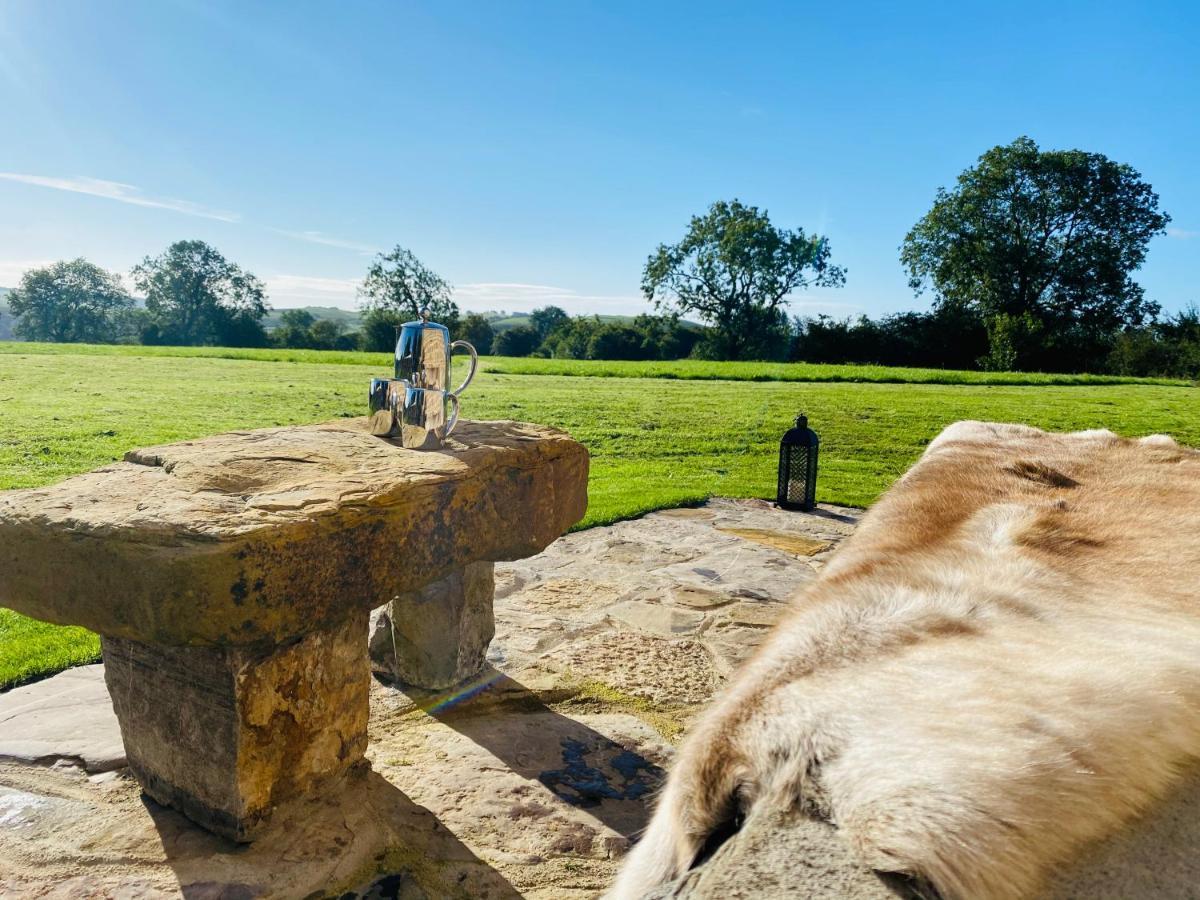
<box><xmin>776</xmin><ymin>414</ymin><xmax>818</xmax><ymax>511</ymax></box>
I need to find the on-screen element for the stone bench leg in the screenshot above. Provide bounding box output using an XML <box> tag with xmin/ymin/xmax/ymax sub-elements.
<box><xmin>369</xmin><ymin>561</ymin><xmax>495</xmax><ymax>690</ymax></box>
<box><xmin>101</xmin><ymin>611</ymin><xmax>369</xmax><ymax>842</ymax></box>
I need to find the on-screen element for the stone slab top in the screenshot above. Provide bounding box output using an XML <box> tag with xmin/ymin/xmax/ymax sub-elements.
<box><xmin>0</xmin><ymin>419</ymin><xmax>588</xmax><ymax>646</ymax></box>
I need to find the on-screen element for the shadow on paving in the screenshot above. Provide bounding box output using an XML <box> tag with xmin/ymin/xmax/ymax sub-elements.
<box><xmin>424</xmin><ymin>669</ymin><xmax>666</xmax><ymax>841</ymax></box>
<box><xmin>139</xmin><ymin>768</ymin><xmax>522</xmax><ymax>900</ymax></box>
<box><xmin>805</xmin><ymin>506</ymin><xmax>859</xmax><ymax>525</ymax></box>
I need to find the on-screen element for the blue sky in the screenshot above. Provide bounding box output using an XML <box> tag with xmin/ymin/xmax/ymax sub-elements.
<box><xmin>1</xmin><ymin>0</ymin><xmax>1196</xmax><ymax>316</ymax></box>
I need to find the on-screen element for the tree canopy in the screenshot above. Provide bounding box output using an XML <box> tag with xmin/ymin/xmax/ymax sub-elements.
<box><xmin>642</xmin><ymin>199</ymin><xmax>846</xmax><ymax>360</ymax></box>
<box><xmin>271</xmin><ymin>309</ymin><xmax>354</xmax><ymax>350</ymax></box>
<box><xmin>132</xmin><ymin>240</ymin><xmax>269</xmax><ymax>346</ymax></box>
<box><xmin>529</xmin><ymin>306</ymin><xmax>569</xmax><ymax>342</ymax></box>
<box><xmin>8</xmin><ymin>259</ymin><xmax>133</xmax><ymax>343</ymax></box>
<box><xmin>359</xmin><ymin>246</ymin><xmax>459</xmax><ymax>326</ymax></box>
<box><xmin>901</xmin><ymin>136</ymin><xmax>1170</xmax><ymax>370</ymax></box>
<box><xmin>492</xmin><ymin>324</ymin><xmax>540</xmax><ymax>357</ymax></box>
<box><xmin>455</xmin><ymin>312</ymin><xmax>496</xmax><ymax>355</ymax></box>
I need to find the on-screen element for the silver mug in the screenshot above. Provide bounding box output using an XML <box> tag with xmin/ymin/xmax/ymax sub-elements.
<box><xmin>368</xmin><ymin>377</ymin><xmax>460</xmax><ymax>450</ymax></box>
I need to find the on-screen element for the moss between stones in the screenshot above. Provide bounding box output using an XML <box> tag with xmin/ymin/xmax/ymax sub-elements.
<box><xmin>374</xmin><ymin>672</ymin><xmax>692</xmax><ymax>744</ymax></box>
<box><xmin>552</xmin><ymin>678</ymin><xmax>690</xmax><ymax>743</ymax></box>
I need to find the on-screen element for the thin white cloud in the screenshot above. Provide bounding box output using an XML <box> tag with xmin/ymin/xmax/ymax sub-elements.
<box><xmin>259</xmin><ymin>277</ymin><xmax>646</xmax><ymax>314</ymax></box>
<box><xmin>264</xmin><ymin>274</ymin><xmax>359</xmax><ymax>307</ymax></box>
<box><xmin>269</xmin><ymin>228</ymin><xmax>381</xmax><ymax>255</ymax></box>
<box><xmin>0</xmin><ymin>173</ymin><xmax>239</xmax><ymax>222</ymax></box>
<box><xmin>452</xmin><ymin>282</ymin><xmax>865</xmax><ymax>318</ymax></box>
<box><xmin>0</xmin><ymin>259</ymin><xmax>144</xmax><ymax>296</ymax></box>
<box><xmin>1167</xmin><ymin>227</ymin><xmax>1198</xmax><ymax>240</ymax></box>
<box><xmin>218</xmin><ymin>275</ymin><xmax>866</xmax><ymax>318</ymax></box>
<box><xmin>453</xmin><ymin>282</ymin><xmax>647</xmax><ymax>316</ymax></box>
<box><xmin>0</xmin><ymin>259</ymin><xmax>54</xmax><ymax>288</ymax></box>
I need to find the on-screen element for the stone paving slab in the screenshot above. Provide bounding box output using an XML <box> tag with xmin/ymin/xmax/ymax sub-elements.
<box><xmin>491</xmin><ymin>498</ymin><xmax>859</xmax><ymax>688</ymax></box>
<box><xmin>0</xmin><ymin>665</ymin><xmax>125</xmax><ymax>773</ymax></box>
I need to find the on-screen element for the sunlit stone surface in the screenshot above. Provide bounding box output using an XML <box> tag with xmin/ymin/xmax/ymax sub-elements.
<box><xmin>4</xmin><ymin>498</ymin><xmax>1191</xmax><ymax>896</ymax></box>
<box><xmin>0</xmin><ymin>418</ymin><xmax>587</xmax><ymax>841</ymax></box>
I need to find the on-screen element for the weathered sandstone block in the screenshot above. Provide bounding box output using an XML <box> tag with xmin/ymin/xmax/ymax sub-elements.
<box><xmin>102</xmin><ymin>612</ymin><xmax>369</xmax><ymax>842</ymax></box>
<box><xmin>0</xmin><ymin>419</ymin><xmax>588</xmax><ymax>646</ymax></box>
<box><xmin>371</xmin><ymin>561</ymin><xmax>495</xmax><ymax>689</ymax></box>
<box><xmin>0</xmin><ymin>418</ymin><xmax>588</xmax><ymax>841</ymax></box>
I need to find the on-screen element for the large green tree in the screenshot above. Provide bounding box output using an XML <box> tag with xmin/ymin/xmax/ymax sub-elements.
<box><xmin>8</xmin><ymin>259</ymin><xmax>133</xmax><ymax>343</ymax></box>
<box><xmin>492</xmin><ymin>325</ymin><xmax>540</xmax><ymax>357</ymax></box>
<box><xmin>642</xmin><ymin>199</ymin><xmax>846</xmax><ymax>360</ymax></box>
<box><xmin>358</xmin><ymin>246</ymin><xmax>459</xmax><ymax>352</ymax></box>
<box><xmin>529</xmin><ymin>305</ymin><xmax>569</xmax><ymax>342</ymax></box>
<box><xmin>273</xmin><ymin>309</ymin><xmax>317</xmax><ymax>348</ymax></box>
<box><xmin>132</xmin><ymin>240</ymin><xmax>269</xmax><ymax>346</ymax></box>
<box><xmin>455</xmin><ymin>312</ymin><xmax>495</xmax><ymax>355</ymax></box>
<box><xmin>360</xmin><ymin>247</ymin><xmax>457</xmax><ymax>320</ymax></box>
<box><xmin>901</xmin><ymin>136</ymin><xmax>1170</xmax><ymax>370</ymax></box>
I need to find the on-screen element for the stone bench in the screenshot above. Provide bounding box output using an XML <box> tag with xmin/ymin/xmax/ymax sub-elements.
<box><xmin>0</xmin><ymin>419</ymin><xmax>588</xmax><ymax>842</ymax></box>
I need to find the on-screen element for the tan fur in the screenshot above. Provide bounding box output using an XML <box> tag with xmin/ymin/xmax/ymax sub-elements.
<box><xmin>608</xmin><ymin>421</ymin><xmax>1200</xmax><ymax>900</ymax></box>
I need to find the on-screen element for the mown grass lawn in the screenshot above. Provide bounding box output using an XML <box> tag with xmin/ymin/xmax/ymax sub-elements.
<box><xmin>484</xmin><ymin>355</ymin><xmax>1193</xmax><ymax>387</ymax></box>
<box><xmin>1</xmin><ymin>342</ymin><xmax>1197</xmax><ymax>688</ymax></box>
<box><xmin>3</xmin><ymin>340</ymin><xmax>1189</xmax><ymax>387</ymax></box>
<box><xmin>0</xmin><ymin>610</ymin><xmax>100</xmax><ymax>689</ymax></box>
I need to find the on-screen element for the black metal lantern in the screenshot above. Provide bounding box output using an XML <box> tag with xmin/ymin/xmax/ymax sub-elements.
<box><xmin>776</xmin><ymin>414</ymin><xmax>819</xmax><ymax>511</ymax></box>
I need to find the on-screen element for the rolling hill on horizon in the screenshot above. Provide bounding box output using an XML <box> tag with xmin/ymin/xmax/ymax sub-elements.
<box><xmin>0</xmin><ymin>288</ymin><xmax>694</xmax><ymax>341</ymax></box>
<box><xmin>260</xmin><ymin>306</ymin><xmax>362</xmax><ymax>331</ymax></box>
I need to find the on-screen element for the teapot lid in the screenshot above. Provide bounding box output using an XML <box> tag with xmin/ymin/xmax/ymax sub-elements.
<box><xmin>401</xmin><ymin>307</ymin><xmax>449</xmax><ymax>332</ymax></box>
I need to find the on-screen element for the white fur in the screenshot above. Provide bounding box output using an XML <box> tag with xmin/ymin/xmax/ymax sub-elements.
<box><xmin>609</xmin><ymin>422</ymin><xmax>1200</xmax><ymax>899</ymax></box>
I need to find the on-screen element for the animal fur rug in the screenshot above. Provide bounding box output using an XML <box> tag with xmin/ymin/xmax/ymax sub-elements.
<box><xmin>609</xmin><ymin>421</ymin><xmax>1200</xmax><ymax>899</ymax></box>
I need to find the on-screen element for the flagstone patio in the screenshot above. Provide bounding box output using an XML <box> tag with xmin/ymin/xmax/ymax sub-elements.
<box><xmin>4</xmin><ymin>496</ymin><xmax>1196</xmax><ymax>899</ymax></box>
<box><xmin>0</xmin><ymin>498</ymin><xmax>855</xmax><ymax>899</ymax></box>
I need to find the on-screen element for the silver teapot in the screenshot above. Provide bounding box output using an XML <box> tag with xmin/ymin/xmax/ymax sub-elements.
<box><xmin>368</xmin><ymin>309</ymin><xmax>478</xmax><ymax>449</ymax></box>
<box><xmin>396</xmin><ymin>308</ymin><xmax>478</xmax><ymax>395</ymax></box>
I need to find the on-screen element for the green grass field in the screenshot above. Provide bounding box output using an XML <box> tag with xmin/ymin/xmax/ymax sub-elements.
<box><xmin>2</xmin><ymin>341</ymin><xmax>1190</xmax><ymax>386</ymax></box>
<box><xmin>485</xmin><ymin>356</ymin><xmax>1195</xmax><ymax>387</ymax></box>
<box><xmin>1</xmin><ymin>342</ymin><xmax>1197</xmax><ymax>689</ymax></box>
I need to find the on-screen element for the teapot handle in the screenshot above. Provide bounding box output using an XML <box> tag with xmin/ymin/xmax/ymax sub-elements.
<box><xmin>450</xmin><ymin>340</ymin><xmax>478</xmax><ymax>396</ymax></box>
<box><xmin>444</xmin><ymin>391</ymin><xmax>461</xmax><ymax>437</ymax></box>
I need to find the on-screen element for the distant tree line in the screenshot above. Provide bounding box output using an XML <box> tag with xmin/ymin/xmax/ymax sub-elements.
<box><xmin>470</xmin><ymin>301</ymin><xmax>1199</xmax><ymax>379</ymax></box>
<box><xmin>787</xmin><ymin>304</ymin><xmax>1200</xmax><ymax>379</ymax></box>
<box><xmin>6</xmin><ymin>241</ymin><xmax>277</xmax><ymax>349</ymax></box>
<box><xmin>5</xmin><ymin>137</ymin><xmax>1194</xmax><ymax>377</ymax></box>
<box><xmin>1</xmin><ymin>239</ymin><xmax>701</xmax><ymax>361</ymax></box>
<box><xmin>471</xmin><ymin>308</ymin><xmax>700</xmax><ymax>361</ymax></box>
